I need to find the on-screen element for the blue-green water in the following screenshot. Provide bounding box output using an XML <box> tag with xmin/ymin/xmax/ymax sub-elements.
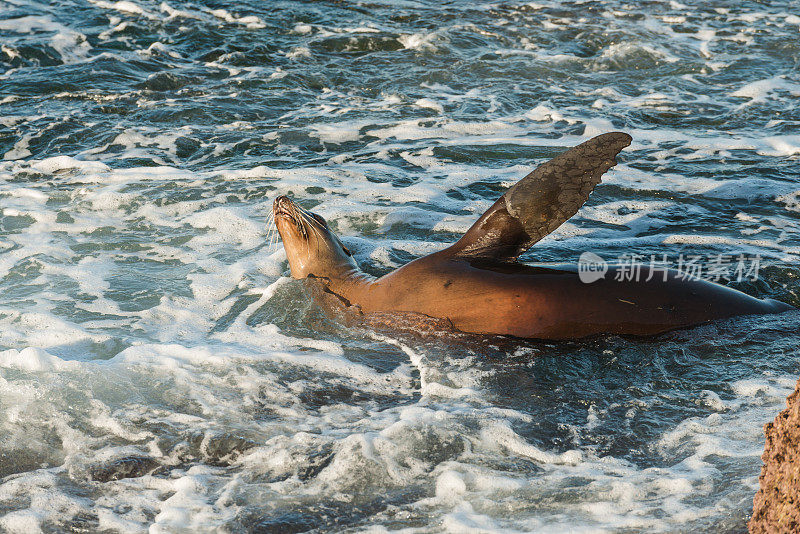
<box><xmin>1</xmin><ymin>1</ymin><xmax>799</xmax><ymax>532</ymax></box>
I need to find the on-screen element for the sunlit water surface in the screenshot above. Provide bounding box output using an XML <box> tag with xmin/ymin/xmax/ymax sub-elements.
<box><xmin>1</xmin><ymin>0</ymin><xmax>799</xmax><ymax>532</ymax></box>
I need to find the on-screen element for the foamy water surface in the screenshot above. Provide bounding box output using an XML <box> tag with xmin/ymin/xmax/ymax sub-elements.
<box><xmin>1</xmin><ymin>0</ymin><xmax>799</xmax><ymax>532</ymax></box>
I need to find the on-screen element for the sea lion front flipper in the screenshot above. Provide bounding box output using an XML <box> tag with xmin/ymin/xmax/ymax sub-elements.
<box><xmin>448</xmin><ymin>131</ymin><xmax>632</xmax><ymax>261</ymax></box>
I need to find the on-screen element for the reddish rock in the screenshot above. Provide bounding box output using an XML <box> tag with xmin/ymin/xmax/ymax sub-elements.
<box><xmin>750</xmin><ymin>378</ymin><xmax>800</xmax><ymax>533</ymax></box>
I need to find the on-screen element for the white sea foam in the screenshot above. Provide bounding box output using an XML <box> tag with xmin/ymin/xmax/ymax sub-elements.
<box><xmin>208</xmin><ymin>8</ymin><xmax>265</xmax><ymax>29</ymax></box>
<box><xmin>0</xmin><ymin>15</ymin><xmax>71</xmax><ymax>34</ymax></box>
<box><xmin>30</xmin><ymin>156</ymin><xmax>110</xmax><ymax>174</ymax></box>
<box><xmin>309</xmin><ymin>122</ymin><xmax>367</xmax><ymax>144</ymax></box>
<box><xmin>50</xmin><ymin>30</ymin><xmax>92</xmax><ymax>63</ymax></box>
<box><xmin>87</xmin><ymin>0</ymin><xmax>155</xmax><ymax>18</ymax></box>
<box><xmin>600</xmin><ymin>42</ymin><xmax>679</xmax><ymax>65</ymax></box>
<box><xmin>730</xmin><ymin>76</ymin><xmax>795</xmax><ymax>104</ymax></box>
<box><xmin>285</xmin><ymin>46</ymin><xmax>311</xmax><ymax>59</ymax></box>
<box><xmin>414</xmin><ymin>98</ymin><xmax>444</xmax><ymax>113</ymax></box>
<box><xmin>3</xmin><ymin>134</ymin><xmax>32</xmax><ymax>160</ymax></box>
<box><xmin>760</xmin><ymin>135</ymin><xmax>800</xmax><ymax>156</ymax></box>
<box><xmin>159</xmin><ymin>2</ymin><xmax>201</xmax><ymax>20</ymax></box>
<box><xmin>398</xmin><ymin>31</ymin><xmax>439</xmax><ymax>51</ymax></box>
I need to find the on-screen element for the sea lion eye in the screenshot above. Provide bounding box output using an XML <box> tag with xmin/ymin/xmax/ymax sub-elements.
<box><xmin>335</xmin><ymin>236</ymin><xmax>352</xmax><ymax>256</ymax></box>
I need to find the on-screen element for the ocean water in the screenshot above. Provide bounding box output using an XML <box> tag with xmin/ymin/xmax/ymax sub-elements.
<box><xmin>1</xmin><ymin>0</ymin><xmax>799</xmax><ymax>532</ymax></box>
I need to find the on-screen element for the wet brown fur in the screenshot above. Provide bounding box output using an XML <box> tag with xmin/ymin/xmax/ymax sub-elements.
<box><xmin>273</xmin><ymin>133</ymin><xmax>793</xmax><ymax>340</ymax></box>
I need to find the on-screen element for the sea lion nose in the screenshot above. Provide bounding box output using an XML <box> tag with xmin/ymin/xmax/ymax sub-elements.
<box><xmin>274</xmin><ymin>195</ymin><xmax>292</xmax><ymax>209</ymax></box>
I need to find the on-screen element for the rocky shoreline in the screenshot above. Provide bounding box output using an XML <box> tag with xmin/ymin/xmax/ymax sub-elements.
<box><xmin>750</xmin><ymin>378</ymin><xmax>800</xmax><ymax>533</ymax></box>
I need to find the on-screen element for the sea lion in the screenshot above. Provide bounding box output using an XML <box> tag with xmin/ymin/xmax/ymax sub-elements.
<box><xmin>273</xmin><ymin>132</ymin><xmax>793</xmax><ymax>339</ymax></box>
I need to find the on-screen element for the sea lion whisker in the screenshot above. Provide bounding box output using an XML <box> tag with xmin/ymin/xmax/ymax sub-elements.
<box><xmin>297</xmin><ymin>209</ymin><xmax>320</xmax><ymax>233</ymax></box>
<box><xmin>303</xmin><ymin>218</ymin><xmax>327</xmax><ymax>251</ymax></box>
<box><xmin>289</xmin><ymin>206</ymin><xmax>308</xmax><ymax>239</ymax></box>
<box><xmin>299</xmin><ymin>211</ymin><xmax>336</xmax><ymax>253</ymax></box>
<box><xmin>294</xmin><ymin>208</ymin><xmax>333</xmax><ymax>256</ymax></box>
<box><xmin>268</xmin><ymin>224</ymin><xmax>278</xmax><ymax>253</ymax></box>
<box><xmin>311</xmin><ymin>224</ymin><xmax>333</xmax><ymax>254</ymax></box>
<box><xmin>297</xmin><ymin>205</ymin><xmax>327</xmax><ymax>231</ymax></box>
<box><xmin>269</xmin><ymin>210</ymin><xmax>283</xmax><ymax>253</ymax></box>
<box><xmin>265</xmin><ymin>211</ymin><xmax>277</xmax><ymax>252</ymax></box>
<box><xmin>294</xmin><ymin>208</ymin><xmax>324</xmax><ymax>239</ymax></box>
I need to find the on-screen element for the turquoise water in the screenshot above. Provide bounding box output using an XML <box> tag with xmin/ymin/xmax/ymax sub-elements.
<box><xmin>1</xmin><ymin>1</ymin><xmax>799</xmax><ymax>532</ymax></box>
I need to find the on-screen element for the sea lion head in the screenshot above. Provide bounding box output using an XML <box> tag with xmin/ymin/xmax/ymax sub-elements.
<box><xmin>273</xmin><ymin>195</ymin><xmax>357</xmax><ymax>280</ymax></box>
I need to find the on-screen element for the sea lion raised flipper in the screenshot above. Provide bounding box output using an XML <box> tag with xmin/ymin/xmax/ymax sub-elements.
<box><xmin>448</xmin><ymin>131</ymin><xmax>632</xmax><ymax>261</ymax></box>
